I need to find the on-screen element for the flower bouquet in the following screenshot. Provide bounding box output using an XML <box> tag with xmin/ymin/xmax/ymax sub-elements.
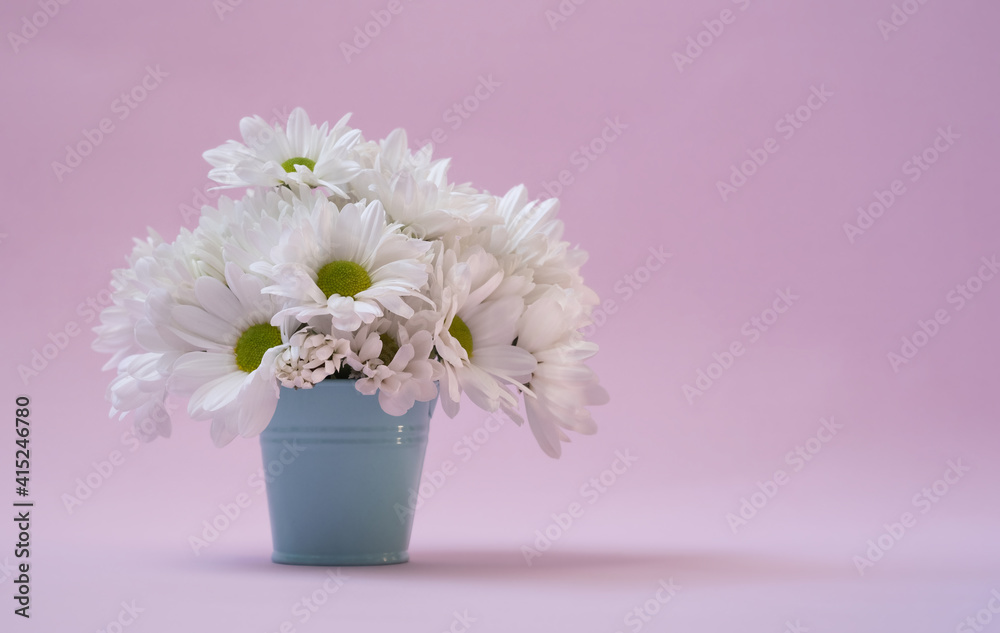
<box><xmin>93</xmin><ymin>108</ymin><xmax>607</xmax><ymax>563</ymax></box>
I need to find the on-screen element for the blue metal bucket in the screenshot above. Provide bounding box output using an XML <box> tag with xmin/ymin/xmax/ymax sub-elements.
<box><xmin>259</xmin><ymin>379</ymin><xmax>435</xmax><ymax>565</ymax></box>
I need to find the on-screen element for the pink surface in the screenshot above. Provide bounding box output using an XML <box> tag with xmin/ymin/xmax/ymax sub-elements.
<box><xmin>2</xmin><ymin>0</ymin><xmax>999</xmax><ymax>630</ymax></box>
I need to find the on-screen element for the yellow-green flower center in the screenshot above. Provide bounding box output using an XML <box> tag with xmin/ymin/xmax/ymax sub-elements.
<box><xmin>281</xmin><ymin>156</ymin><xmax>316</xmax><ymax>173</ymax></box>
<box><xmin>234</xmin><ymin>323</ymin><xmax>283</xmax><ymax>373</ymax></box>
<box><xmin>449</xmin><ymin>315</ymin><xmax>474</xmax><ymax>359</ymax></box>
<box><xmin>316</xmin><ymin>261</ymin><xmax>372</xmax><ymax>299</ymax></box>
<box><xmin>379</xmin><ymin>333</ymin><xmax>399</xmax><ymax>365</ymax></box>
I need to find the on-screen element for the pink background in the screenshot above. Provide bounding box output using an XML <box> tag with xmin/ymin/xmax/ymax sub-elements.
<box><xmin>2</xmin><ymin>0</ymin><xmax>999</xmax><ymax>630</ymax></box>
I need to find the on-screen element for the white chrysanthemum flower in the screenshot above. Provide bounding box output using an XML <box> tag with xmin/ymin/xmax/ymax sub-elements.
<box><xmin>354</xmin><ymin>128</ymin><xmax>499</xmax><ymax>227</ymax></box>
<box><xmin>93</xmin><ymin>230</ymin><xmax>164</xmax><ymax>370</ymax></box>
<box><xmin>105</xmin><ymin>353</ymin><xmax>174</xmax><ymax>441</ymax></box>
<box><xmin>515</xmin><ymin>288</ymin><xmax>608</xmax><ymax>458</ymax></box>
<box><xmin>166</xmin><ymin>263</ymin><xmax>289</xmax><ymax>446</ymax></box>
<box><xmin>491</xmin><ymin>185</ymin><xmax>598</xmax><ymax>309</ymax></box>
<box><xmin>430</xmin><ymin>243</ymin><xmax>537</xmax><ymax>417</ymax></box>
<box><xmin>203</xmin><ymin>108</ymin><xmax>362</xmax><ymax>196</ymax></box>
<box><xmin>350</xmin><ymin>171</ymin><xmax>489</xmax><ymax>240</ymax></box>
<box><xmin>275</xmin><ymin>327</ymin><xmax>352</xmax><ymax>389</ymax></box>
<box><xmin>258</xmin><ymin>198</ymin><xmax>432</xmax><ymax>331</ymax></box>
<box><xmin>193</xmin><ymin>185</ymin><xmax>326</xmax><ymax>279</ymax></box>
<box><xmin>93</xmin><ymin>229</ymin><xmax>204</xmax><ymax>366</ymax></box>
<box><xmin>94</xmin><ymin>229</ymin><xmax>207</xmax><ymax>441</ymax></box>
<box><xmin>343</xmin><ymin>316</ymin><xmax>442</xmax><ymax>416</ymax></box>
<box><xmin>355</xmin><ymin>128</ymin><xmax>444</xmax><ymax>184</ymax></box>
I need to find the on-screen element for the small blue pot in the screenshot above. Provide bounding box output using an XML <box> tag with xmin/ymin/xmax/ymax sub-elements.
<box><xmin>259</xmin><ymin>379</ymin><xmax>435</xmax><ymax>566</ymax></box>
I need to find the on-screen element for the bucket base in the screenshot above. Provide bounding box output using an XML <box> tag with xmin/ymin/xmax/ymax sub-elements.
<box><xmin>271</xmin><ymin>550</ymin><xmax>410</xmax><ymax>566</ymax></box>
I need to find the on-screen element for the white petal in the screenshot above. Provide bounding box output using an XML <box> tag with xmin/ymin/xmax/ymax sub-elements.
<box><xmin>171</xmin><ymin>305</ymin><xmax>234</xmax><ymax>349</ymax></box>
<box><xmin>194</xmin><ymin>275</ymin><xmax>244</xmax><ymax>323</ymax></box>
<box><xmin>169</xmin><ymin>351</ymin><xmax>237</xmax><ymax>394</ymax></box>
<box><xmin>525</xmin><ymin>397</ymin><xmax>562</xmax><ymax>458</ymax></box>
<box><xmin>472</xmin><ymin>345</ymin><xmax>537</xmax><ymax>382</ymax></box>
<box><xmin>237</xmin><ymin>374</ymin><xmax>280</xmax><ymax>438</ymax></box>
<box><xmin>189</xmin><ymin>371</ymin><xmax>247</xmax><ymax>414</ymax></box>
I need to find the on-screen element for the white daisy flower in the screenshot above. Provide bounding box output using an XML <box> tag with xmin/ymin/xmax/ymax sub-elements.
<box><xmin>343</xmin><ymin>315</ymin><xmax>442</xmax><ymax>416</ymax></box>
<box><xmin>166</xmin><ymin>263</ymin><xmax>289</xmax><ymax>446</ymax></box>
<box><xmin>203</xmin><ymin>108</ymin><xmax>363</xmax><ymax>196</ymax></box>
<box><xmin>258</xmin><ymin>198</ymin><xmax>432</xmax><ymax>332</ymax></box>
<box><xmin>516</xmin><ymin>288</ymin><xmax>608</xmax><ymax>458</ymax></box>
<box><xmin>430</xmin><ymin>243</ymin><xmax>537</xmax><ymax>417</ymax></box>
